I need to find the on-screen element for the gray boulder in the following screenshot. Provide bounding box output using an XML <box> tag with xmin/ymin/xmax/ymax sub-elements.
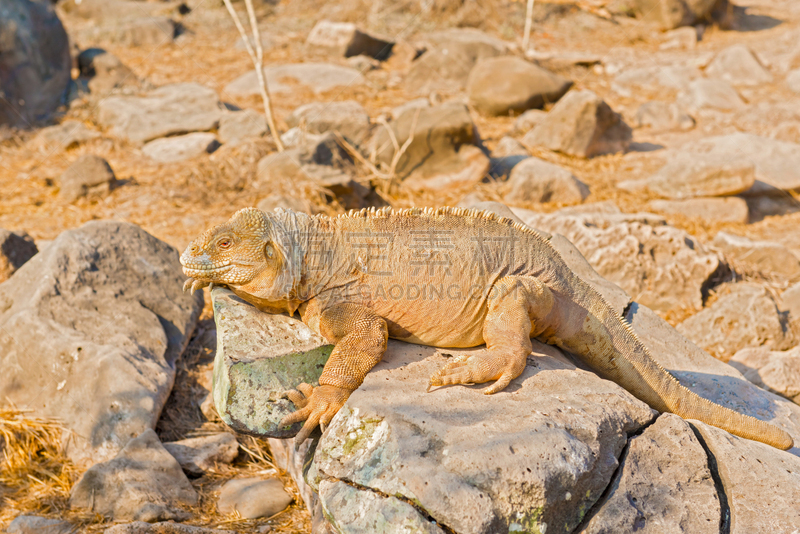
<box><xmin>706</xmin><ymin>44</ymin><xmax>773</xmax><ymax>86</ymax></box>
<box><xmin>511</xmin><ymin>208</ymin><xmax>721</xmax><ymax>314</ymax></box>
<box><xmin>405</xmin><ymin>28</ymin><xmax>509</xmax><ymax>94</ymax></box>
<box><xmin>0</xmin><ymin>221</ymin><xmax>203</xmax><ymax>464</ymax></box>
<box><xmin>77</xmin><ymin>48</ymin><xmax>139</xmax><ymax>94</ymax></box>
<box><xmin>309</xmin><ymin>339</ymin><xmax>655</xmax><ymax>534</ymax></box>
<box><xmin>97</xmin><ymin>83</ymin><xmax>224</xmax><ymax>144</ymax></box>
<box><xmin>371</xmin><ymin>102</ymin><xmax>480</xmax><ymax>181</ymax></box>
<box><xmin>504</xmin><ymin>157</ymin><xmax>589</xmax><ymax>205</ymax></box>
<box><xmin>579</xmin><ymin>414</ymin><xmax>720</xmax><ymax>533</ymax></box>
<box><xmin>224</xmin><ymin>63</ymin><xmax>366</xmax><ymax>97</ymax></box>
<box><xmin>522</xmin><ymin>90</ymin><xmax>631</xmax><ymax>158</ymax></box>
<box><xmin>712</xmin><ymin>231</ymin><xmax>800</xmax><ymax>281</ymax></box>
<box><xmin>677</xmin><ymin>284</ymin><xmax>795</xmax><ymax>361</ymax></box>
<box><xmin>74</xmin><ymin>17</ymin><xmax>176</xmax><ymax>48</ymax></box>
<box><xmin>142</xmin><ymin>133</ymin><xmax>220</xmax><ymax>163</ymax></box>
<box><xmin>58</xmin><ymin>154</ymin><xmax>117</xmax><ymax>202</ymax></box>
<box><xmin>729</xmin><ymin>346</ymin><xmax>800</xmax><ymax>404</ymax></box>
<box><xmin>217</xmin><ymin>478</ymin><xmax>293</xmax><ymax>519</ymax></box>
<box><xmin>0</xmin><ymin>229</ymin><xmax>38</xmax><ymax>283</ymax></box>
<box><xmin>613</xmin><ymin>65</ymin><xmax>701</xmax><ymax>93</ymax></box>
<box><xmin>467</xmin><ymin>57</ymin><xmax>571</xmax><ymax>116</ymax></box>
<box><xmin>306</xmin><ymin>20</ymin><xmax>394</xmax><ymax>60</ymax></box>
<box><xmin>0</xmin><ymin>0</ymin><xmax>71</xmax><ymax>126</ymax></box>
<box><xmin>633</xmin><ymin>101</ymin><xmax>694</xmax><ymax>131</ymax></box>
<box><xmin>70</xmin><ymin>429</ymin><xmax>198</xmax><ymax>521</ymax></box>
<box><xmin>286</xmin><ymin>101</ymin><xmax>371</xmax><ymax>145</ymax></box>
<box><xmin>162</xmin><ymin>433</ymin><xmax>239</xmax><ymax>476</ymax></box>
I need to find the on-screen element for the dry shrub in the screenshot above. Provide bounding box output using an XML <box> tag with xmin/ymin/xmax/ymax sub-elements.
<box><xmin>0</xmin><ymin>407</ymin><xmax>83</xmax><ymax>526</ymax></box>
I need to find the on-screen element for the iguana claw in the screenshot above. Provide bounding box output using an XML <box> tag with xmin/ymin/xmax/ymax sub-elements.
<box><xmin>182</xmin><ymin>278</ymin><xmax>210</xmax><ymax>294</ymax></box>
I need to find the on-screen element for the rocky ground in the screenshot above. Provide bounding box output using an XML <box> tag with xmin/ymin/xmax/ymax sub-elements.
<box><xmin>2</xmin><ymin>0</ymin><xmax>800</xmax><ymax>532</ymax></box>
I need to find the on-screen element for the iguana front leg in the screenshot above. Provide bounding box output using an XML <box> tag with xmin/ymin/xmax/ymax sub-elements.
<box><xmin>429</xmin><ymin>276</ymin><xmax>554</xmax><ymax>394</ymax></box>
<box><xmin>281</xmin><ymin>303</ymin><xmax>388</xmax><ymax>444</ymax></box>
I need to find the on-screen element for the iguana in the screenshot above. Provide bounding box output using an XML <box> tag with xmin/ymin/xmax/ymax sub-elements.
<box><xmin>180</xmin><ymin>206</ymin><xmax>794</xmax><ymax>450</ymax></box>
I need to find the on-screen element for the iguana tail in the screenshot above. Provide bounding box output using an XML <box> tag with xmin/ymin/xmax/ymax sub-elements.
<box><xmin>577</xmin><ymin>288</ymin><xmax>794</xmax><ymax>450</ymax></box>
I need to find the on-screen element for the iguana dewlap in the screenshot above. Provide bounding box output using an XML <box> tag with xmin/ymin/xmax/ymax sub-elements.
<box><xmin>181</xmin><ymin>206</ymin><xmax>793</xmax><ymax>450</ymax></box>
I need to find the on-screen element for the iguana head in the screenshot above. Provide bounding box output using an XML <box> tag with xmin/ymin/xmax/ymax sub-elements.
<box><xmin>180</xmin><ymin>207</ymin><xmax>305</xmax><ymax>301</ymax></box>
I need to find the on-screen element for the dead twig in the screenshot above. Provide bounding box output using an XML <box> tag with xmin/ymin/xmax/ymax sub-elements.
<box><xmin>221</xmin><ymin>0</ymin><xmax>284</xmax><ymax>151</ymax></box>
<box><xmin>522</xmin><ymin>0</ymin><xmax>535</xmax><ymax>53</ymax></box>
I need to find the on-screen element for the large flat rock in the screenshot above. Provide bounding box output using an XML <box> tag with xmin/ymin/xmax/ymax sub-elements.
<box><xmin>224</xmin><ymin>63</ymin><xmax>365</xmax><ymax>96</ymax></box>
<box><xmin>0</xmin><ymin>221</ymin><xmax>203</xmax><ymax>465</ymax></box>
<box><xmin>308</xmin><ymin>340</ymin><xmax>656</xmax><ymax>534</ymax></box>
<box><xmin>96</xmin><ymin>83</ymin><xmax>224</xmax><ymax>144</ymax></box>
<box><xmin>211</xmin><ymin>287</ymin><xmax>333</xmax><ymax>438</ymax></box>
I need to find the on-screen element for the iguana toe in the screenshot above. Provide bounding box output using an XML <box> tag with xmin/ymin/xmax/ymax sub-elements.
<box><xmin>280</xmin><ymin>384</ymin><xmax>351</xmax><ymax>446</ymax></box>
<box><xmin>428</xmin><ymin>352</ymin><xmax>524</xmax><ymax>394</ymax></box>
<box><xmin>182</xmin><ymin>278</ymin><xmax>194</xmax><ymax>293</ymax></box>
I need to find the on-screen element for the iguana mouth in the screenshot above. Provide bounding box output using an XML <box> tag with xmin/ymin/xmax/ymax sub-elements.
<box><xmin>181</xmin><ymin>263</ymin><xmax>234</xmax><ymax>278</ymax></box>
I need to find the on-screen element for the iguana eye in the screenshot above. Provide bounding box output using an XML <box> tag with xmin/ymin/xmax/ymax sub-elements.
<box><xmin>217</xmin><ymin>238</ymin><xmax>232</xmax><ymax>249</ymax></box>
<box><xmin>265</xmin><ymin>244</ymin><xmax>274</xmax><ymax>258</ymax></box>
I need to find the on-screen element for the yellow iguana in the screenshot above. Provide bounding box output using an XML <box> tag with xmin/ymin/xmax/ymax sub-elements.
<box><xmin>180</xmin><ymin>206</ymin><xmax>793</xmax><ymax>450</ymax></box>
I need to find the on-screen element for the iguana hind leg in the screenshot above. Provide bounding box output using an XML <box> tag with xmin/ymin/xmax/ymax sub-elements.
<box><xmin>429</xmin><ymin>276</ymin><xmax>554</xmax><ymax>394</ymax></box>
<box><xmin>281</xmin><ymin>302</ymin><xmax>388</xmax><ymax>444</ymax></box>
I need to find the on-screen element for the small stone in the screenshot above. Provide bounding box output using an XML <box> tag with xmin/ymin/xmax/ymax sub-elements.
<box><xmin>346</xmin><ymin>54</ymin><xmax>380</xmax><ymax>72</ymax></box>
<box><xmin>631</xmin><ymin>0</ymin><xmax>728</xmax><ymax>29</ymax></box>
<box><xmin>6</xmin><ymin>515</ymin><xmax>76</xmax><ymax>534</ymax></box>
<box><xmin>34</xmin><ymin>120</ymin><xmax>102</xmax><ymax>150</ymax></box>
<box><xmin>217</xmin><ymin>478</ymin><xmax>293</xmax><ymax>519</ymax></box>
<box><xmin>512</xmin><ymin>109</ymin><xmax>548</xmax><ymax>135</ymax></box>
<box><xmin>218</xmin><ymin>110</ymin><xmax>267</xmax><ymax>146</ymax></box>
<box><xmin>257</xmin><ymin>195</ymin><xmax>313</xmax><ymax>214</ymax></box>
<box><xmin>142</xmin><ymin>133</ymin><xmax>220</xmax><ymax>163</ymax></box>
<box><xmin>677</xmin><ymin>284</ymin><xmax>794</xmax><ymax>361</ymax></box>
<box><xmin>163</xmin><ymin>433</ymin><xmax>239</xmax><ymax>477</ymax></box>
<box><xmin>0</xmin><ymin>230</ymin><xmax>38</xmax><ymax>283</ymax></box>
<box><xmin>613</xmin><ymin>65</ymin><xmax>701</xmax><ymax>93</ymax></box>
<box><xmin>787</xmin><ymin>69</ymin><xmax>800</xmax><ymax>94</ymax></box>
<box><xmin>58</xmin><ymin>154</ymin><xmax>116</xmax><ymax>202</ymax></box>
<box><xmin>78</xmin><ymin>48</ymin><xmax>138</xmax><ymax>93</ymax></box>
<box><xmin>645</xmin><ymin>154</ymin><xmax>755</xmax><ymax>200</ymax></box>
<box><xmin>522</xmin><ymin>90</ymin><xmax>632</xmax><ymax>158</ymax></box>
<box><xmin>211</xmin><ymin>286</ymin><xmax>333</xmax><ymax>437</ymax></box>
<box><xmin>97</xmin><ymin>83</ymin><xmax>224</xmax><ymax>144</ymax></box>
<box><xmin>491</xmin><ymin>136</ymin><xmax>529</xmax><ymax>158</ymax></box>
<box><xmin>706</xmin><ymin>44</ymin><xmax>773</xmax><ymax>86</ymax></box>
<box><xmin>286</xmin><ymin>101</ymin><xmax>371</xmax><ymax>145</ymax></box>
<box><xmin>659</xmin><ymin>26</ymin><xmax>698</xmax><ymax>50</ymax></box>
<box><xmin>402</xmin><ymin>145</ymin><xmax>490</xmax><ymax>192</ymax></box>
<box><xmin>634</xmin><ymin>101</ymin><xmax>694</xmax><ymax>131</ymax></box>
<box><xmin>467</xmin><ymin>56</ymin><xmax>572</xmax><ymax>116</ymax></box>
<box><xmin>646</xmin><ymin>197</ymin><xmax>749</xmax><ymax>223</ymax></box>
<box><xmin>489</xmin><ymin>137</ymin><xmax>529</xmax><ymax>178</ymax></box>
<box><xmin>306</xmin><ymin>20</ymin><xmax>394</xmax><ymax>60</ymax></box>
<box><xmin>504</xmin><ymin>157</ymin><xmax>589</xmax><ymax>205</ymax></box>
<box><xmin>224</xmin><ymin>63</ymin><xmax>366</xmax><ymax>97</ymax></box>
<box><xmin>677</xmin><ymin>79</ymin><xmax>745</xmax><ymax>113</ymax></box>
<box><xmin>70</xmin><ymin>429</ymin><xmax>198</xmax><ymax>521</ymax></box>
<box><xmin>712</xmin><ymin>232</ymin><xmax>800</xmax><ymax>281</ymax></box>
<box><xmin>729</xmin><ymin>346</ymin><xmax>800</xmax><ymax>404</ymax></box>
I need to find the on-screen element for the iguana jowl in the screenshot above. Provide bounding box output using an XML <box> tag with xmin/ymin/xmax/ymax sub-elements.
<box><xmin>181</xmin><ymin>206</ymin><xmax>793</xmax><ymax>450</ymax></box>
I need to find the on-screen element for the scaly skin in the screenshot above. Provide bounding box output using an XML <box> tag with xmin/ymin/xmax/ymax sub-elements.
<box><xmin>181</xmin><ymin>206</ymin><xmax>794</xmax><ymax>450</ymax></box>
